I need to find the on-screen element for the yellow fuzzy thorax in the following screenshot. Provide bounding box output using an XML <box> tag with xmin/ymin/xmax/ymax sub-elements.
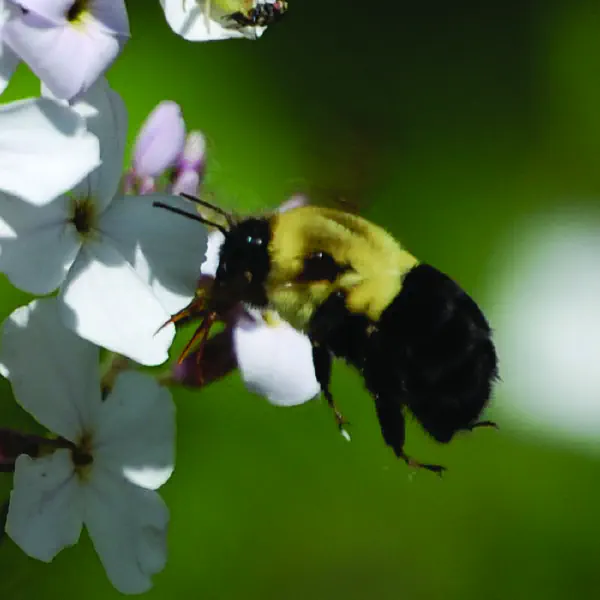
<box><xmin>265</xmin><ymin>206</ymin><xmax>418</xmax><ymax>330</ymax></box>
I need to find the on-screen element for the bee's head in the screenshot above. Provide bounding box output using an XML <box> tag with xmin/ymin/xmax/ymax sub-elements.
<box><xmin>214</xmin><ymin>218</ymin><xmax>271</xmax><ymax>307</ymax></box>
<box><xmin>151</xmin><ymin>195</ymin><xmax>272</xmax><ymax>309</ymax></box>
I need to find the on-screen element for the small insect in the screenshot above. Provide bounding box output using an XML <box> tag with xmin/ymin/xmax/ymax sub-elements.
<box><xmin>222</xmin><ymin>0</ymin><xmax>288</xmax><ymax>28</ymax></box>
<box><xmin>154</xmin><ymin>196</ymin><xmax>499</xmax><ymax>475</ymax></box>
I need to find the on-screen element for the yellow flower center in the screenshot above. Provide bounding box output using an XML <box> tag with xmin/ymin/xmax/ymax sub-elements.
<box><xmin>69</xmin><ymin>196</ymin><xmax>97</xmax><ymax>240</ymax></box>
<box><xmin>66</xmin><ymin>0</ymin><xmax>89</xmax><ymax>25</ymax></box>
<box><xmin>71</xmin><ymin>431</ymin><xmax>94</xmax><ymax>480</ymax></box>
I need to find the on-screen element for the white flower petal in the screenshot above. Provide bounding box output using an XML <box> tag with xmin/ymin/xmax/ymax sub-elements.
<box><xmin>88</xmin><ymin>0</ymin><xmax>130</xmax><ymax>37</ymax></box>
<box><xmin>59</xmin><ymin>239</ymin><xmax>175</xmax><ymax>366</ymax></box>
<box><xmin>3</xmin><ymin>12</ymin><xmax>121</xmax><ymax>100</ymax></box>
<box><xmin>0</xmin><ymin>299</ymin><xmax>102</xmax><ymax>440</ymax></box>
<box><xmin>71</xmin><ymin>78</ymin><xmax>127</xmax><ymax>211</ymax></box>
<box><xmin>234</xmin><ymin>310</ymin><xmax>321</xmax><ymax>406</ymax></box>
<box><xmin>84</xmin><ymin>469</ymin><xmax>169</xmax><ymax>595</ymax></box>
<box><xmin>200</xmin><ymin>229</ymin><xmax>225</xmax><ymax>277</ymax></box>
<box><xmin>6</xmin><ymin>451</ymin><xmax>84</xmax><ymax>562</ymax></box>
<box><xmin>99</xmin><ymin>194</ymin><xmax>207</xmax><ymax>314</ymax></box>
<box><xmin>160</xmin><ymin>0</ymin><xmax>245</xmax><ymax>41</ymax></box>
<box><xmin>0</xmin><ymin>98</ymin><xmax>100</xmax><ymax>205</ymax></box>
<box><xmin>278</xmin><ymin>195</ymin><xmax>308</xmax><ymax>213</ymax></box>
<box><xmin>0</xmin><ymin>43</ymin><xmax>19</xmax><ymax>94</ymax></box>
<box><xmin>94</xmin><ymin>371</ymin><xmax>175</xmax><ymax>490</ymax></box>
<box><xmin>16</xmin><ymin>0</ymin><xmax>71</xmax><ymax>23</ymax></box>
<box><xmin>0</xmin><ymin>193</ymin><xmax>80</xmax><ymax>295</ymax></box>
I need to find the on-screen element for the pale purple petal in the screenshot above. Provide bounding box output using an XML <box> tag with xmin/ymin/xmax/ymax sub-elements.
<box><xmin>3</xmin><ymin>12</ymin><xmax>122</xmax><ymax>100</ymax></box>
<box><xmin>178</xmin><ymin>130</ymin><xmax>205</xmax><ymax>171</ymax></box>
<box><xmin>171</xmin><ymin>169</ymin><xmax>200</xmax><ymax>196</ymax></box>
<box><xmin>233</xmin><ymin>310</ymin><xmax>321</xmax><ymax>406</ymax></box>
<box><xmin>88</xmin><ymin>0</ymin><xmax>130</xmax><ymax>36</ymax></box>
<box><xmin>16</xmin><ymin>0</ymin><xmax>130</xmax><ymax>35</ymax></box>
<box><xmin>15</xmin><ymin>0</ymin><xmax>71</xmax><ymax>23</ymax></box>
<box><xmin>133</xmin><ymin>101</ymin><xmax>185</xmax><ymax>178</ymax></box>
<box><xmin>279</xmin><ymin>194</ymin><xmax>309</xmax><ymax>213</ymax></box>
<box><xmin>6</xmin><ymin>452</ymin><xmax>84</xmax><ymax>562</ymax></box>
<box><xmin>15</xmin><ymin>0</ymin><xmax>69</xmax><ymax>23</ymax></box>
<box><xmin>170</xmin><ymin>131</ymin><xmax>205</xmax><ymax>194</ymax></box>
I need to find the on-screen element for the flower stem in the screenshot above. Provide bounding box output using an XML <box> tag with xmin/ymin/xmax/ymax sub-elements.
<box><xmin>100</xmin><ymin>352</ymin><xmax>133</xmax><ymax>398</ymax></box>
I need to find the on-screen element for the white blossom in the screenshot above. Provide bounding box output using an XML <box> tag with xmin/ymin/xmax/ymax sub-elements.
<box><xmin>0</xmin><ymin>79</ymin><xmax>208</xmax><ymax>366</ymax></box>
<box><xmin>160</xmin><ymin>0</ymin><xmax>270</xmax><ymax>42</ymax></box>
<box><xmin>0</xmin><ymin>95</ymin><xmax>100</xmax><ymax>205</ymax></box>
<box><xmin>0</xmin><ymin>0</ymin><xmax>20</xmax><ymax>95</ymax></box>
<box><xmin>3</xmin><ymin>0</ymin><xmax>130</xmax><ymax>100</ymax></box>
<box><xmin>0</xmin><ymin>298</ymin><xmax>175</xmax><ymax>594</ymax></box>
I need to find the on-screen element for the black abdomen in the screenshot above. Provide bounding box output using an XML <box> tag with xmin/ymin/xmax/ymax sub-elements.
<box><xmin>367</xmin><ymin>263</ymin><xmax>498</xmax><ymax>444</ymax></box>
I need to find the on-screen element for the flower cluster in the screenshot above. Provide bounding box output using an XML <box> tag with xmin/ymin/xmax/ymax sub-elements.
<box><xmin>0</xmin><ymin>0</ymin><xmax>302</xmax><ymax>595</ymax></box>
<box><xmin>0</xmin><ymin>1</ymin><xmax>284</xmax><ymax>102</ymax></box>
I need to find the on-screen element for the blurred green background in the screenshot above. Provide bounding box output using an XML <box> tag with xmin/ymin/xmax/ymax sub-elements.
<box><xmin>2</xmin><ymin>0</ymin><xmax>600</xmax><ymax>598</ymax></box>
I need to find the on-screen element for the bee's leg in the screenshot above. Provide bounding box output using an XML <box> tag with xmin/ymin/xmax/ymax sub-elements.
<box><xmin>155</xmin><ymin>298</ymin><xmax>205</xmax><ymax>336</ymax></box>
<box><xmin>311</xmin><ymin>342</ymin><xmax>349</xmax><ymax>431</ymax></box>
<box><xmin>372</xmin><ymin>390</ymin><xmax>446</xmax><ymax>476</ymax></box>
<box><xmin>177</xmin><ymin>311</ymin><xmax>218</xmax><ymax>366</ymax></box>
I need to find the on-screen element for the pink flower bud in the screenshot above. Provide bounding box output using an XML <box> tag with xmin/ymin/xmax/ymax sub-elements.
<box><xmin>171</xmin><ymin>131</ymin><xmax>206</xmax><ymax>195</ymax></box>
<box><xmin>132</xmin><ymin>101</ymin><xmax>186</xmax><ymax>178</ymax></box>
<box><xmin>179</xmin><ymin>131</ymin><xmax>206</xmax><ymax>171</ymax></box>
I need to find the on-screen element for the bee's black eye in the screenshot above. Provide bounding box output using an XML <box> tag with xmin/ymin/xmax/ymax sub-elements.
<box><xmin>246</xmin><ymin>235</ymin><xmax>264</xmax><ymax>246</ymax></box>
<box><xmin>299</xmin><ymin>251</ymin><xmax>346</xmax><ymax>282</ymax></box>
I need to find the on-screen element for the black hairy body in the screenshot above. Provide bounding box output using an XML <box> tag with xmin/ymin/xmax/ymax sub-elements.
<box><xmin>160</xmin><ymin>200</ymin><xmax>499</xmax><ymax>474</ymax></box>
<box><xmin>309</xmin><ymin>264</ymin><xmax>498</xmax><ymax>472</ymax></box>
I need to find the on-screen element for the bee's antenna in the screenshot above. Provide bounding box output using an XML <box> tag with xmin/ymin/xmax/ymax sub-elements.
<box><xmin>179</xmin><ymin>193</ymin><xmax>235</xmax><ymax>228</ymax></box>
<box><xmin>153</xmin><ymin>201</ymin><xmax>229</xmax><ymax>236</ymax></box>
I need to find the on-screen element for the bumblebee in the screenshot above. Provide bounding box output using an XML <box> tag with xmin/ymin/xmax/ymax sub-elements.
<box><xmin>155</xmin><ymin>196</ymin><xmax>498</xmax><ymax>474</ymax></box>
<box><xmin>222</xmin><ymin>1</ymin><xmax>288</xmax><ymax>28</ymax></box>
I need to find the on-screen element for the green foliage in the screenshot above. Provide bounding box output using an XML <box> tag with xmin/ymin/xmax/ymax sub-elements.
<box><xmin>1</xmin><ymin>1</ymin><xmax>599</xmax><ymax>598</ymax></box>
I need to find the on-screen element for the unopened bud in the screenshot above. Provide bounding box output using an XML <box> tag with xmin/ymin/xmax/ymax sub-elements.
<box><xmin>133</xmin><ymin>101</ymin><xmax>186</xmax><ymax>177</ymax></box>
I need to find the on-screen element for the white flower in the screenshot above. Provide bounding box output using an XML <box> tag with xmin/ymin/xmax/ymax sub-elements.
<box><xmin>160</xmin><ymin>0</ymin><xmax>270</xmax><ymax>42</ymax></box>
<box><xmin>0</xmin><ymin>79</ymin><xmax>208</xmax><ymax>365</ymax></box>
<box><xmin>0</xmin><ymin>95</ymin><xmax>100</xmax><ymax>205</ymax></box>
<box><xmin>233</xmin><ymin>307</ymin><xmax>321</xmax><ymax>406</ymax></box>
<box><xmin>3</xmin><ymin>0</ymin><xmax>130</xmax><ymax>100</ymax></box>
<box><xmin>0</xmin><ymin>298</ymin><xmax>175</xmax><ymax>594</ymax></box>
<box><xmin>0</xmin><ymin>1</ymin><xmax>20</xmax><ymax>95</ymax></box>
<box><xmin>489</xmin><ymin>211</ymin><xmax>600</xmax><ymax>450</ymax></box>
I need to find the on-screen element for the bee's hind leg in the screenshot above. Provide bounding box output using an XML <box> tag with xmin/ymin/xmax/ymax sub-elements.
<box><xmin>311</xmin><ymin>342</ymin><xmax>350</xmax><ymax>431</ymax></box>
<box><xmin>371</xmin><ymin>388</ymin><xmax>446</xmax><ymax>476</ymax></box>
